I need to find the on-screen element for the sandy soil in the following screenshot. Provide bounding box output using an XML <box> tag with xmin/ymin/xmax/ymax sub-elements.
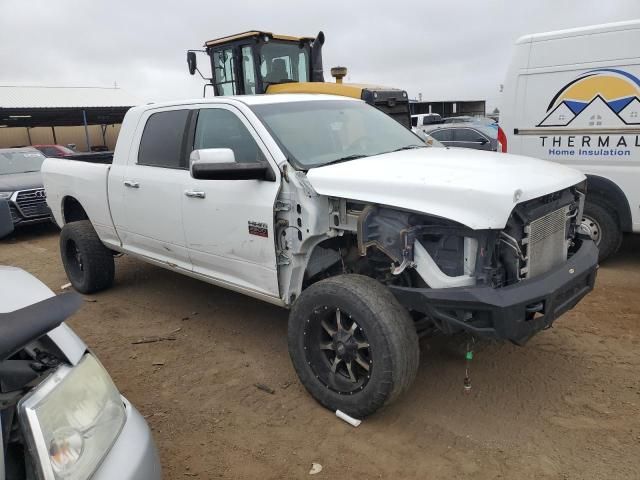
<box><xmin>2</xmin><ymin>224</ymin><xmax>639</xmax><ymax>479</ymax></box>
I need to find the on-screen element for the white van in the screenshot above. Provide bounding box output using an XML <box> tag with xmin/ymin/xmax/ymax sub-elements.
<box><xmin>501</xmin><ymin>20</ymin><xmax>640</xmax><ymax>260</ymax></box>
<box><xmin>411</xmin><ymin>113</ymin><xmax>442</xmax><ymax>127</ymax></box>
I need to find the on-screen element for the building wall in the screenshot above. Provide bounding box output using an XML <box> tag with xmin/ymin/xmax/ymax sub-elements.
<box><xmin>0</xmin><ymin>124</ymin><xmax>121</xmax><ymax>151</ymax></box>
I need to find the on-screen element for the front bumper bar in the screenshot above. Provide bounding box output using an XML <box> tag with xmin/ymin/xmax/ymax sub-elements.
<box><xmin>389</xmin><ymin>238</ymin><xmax>598</xmax><ymax>345</ymax></box>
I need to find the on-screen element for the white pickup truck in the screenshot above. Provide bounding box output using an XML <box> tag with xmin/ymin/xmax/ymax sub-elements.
<box><xmin>43</xmin><ymin>94</ymin><xmax>598</xmax><ymax>417</ymax></box>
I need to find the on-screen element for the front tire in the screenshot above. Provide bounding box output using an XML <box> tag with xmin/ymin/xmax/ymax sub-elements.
<box><xmin>288</xmin><ymin>274</ymin><xmax>419</xmax><ymax>418</ymax></box>
<box><xmin>60</xmin><ymin>220</ymin><xmax>115</xmax><ymax>293</ymax></box>
<box><xmin>582</xmin><ymin>198</ymin><xmax>622</xmax><ymax>262</ymax></box>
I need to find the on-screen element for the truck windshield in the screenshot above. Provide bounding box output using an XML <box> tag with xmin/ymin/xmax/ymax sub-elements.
<box><xmin>0</xmin><ymin>150</ymin><xmax>45</xmax><ymax>175</ymax></box>
<box><xmin>251</xmin><ymin>100</ymin><xmax>429</xmax><ymax>169</ymax></box>
<box><xmin>259</xmin><ymin>41</ymin><xmax>310</xmax><ymax>87</ymax></box>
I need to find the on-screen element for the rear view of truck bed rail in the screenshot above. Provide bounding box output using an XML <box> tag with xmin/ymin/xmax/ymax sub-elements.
<box><xmin>64</xmin><ymin>152</ymin><xmax>114</xmax><ymax>164</ymax></box>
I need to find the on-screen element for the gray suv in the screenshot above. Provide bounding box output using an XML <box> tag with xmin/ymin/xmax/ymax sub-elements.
<box><xmin>424</xmin><ymin>123</ymin><xmax>498</xmax><ymax>151</ymax></box>
<box><xmin>0</xmin><ymin>148</ymin><xmax>52</xmax><ymax>227</ymax></box>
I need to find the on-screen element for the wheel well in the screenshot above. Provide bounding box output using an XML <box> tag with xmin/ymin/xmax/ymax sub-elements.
<box><xmin>300</xmin><ymin>234</ymin><xmax>415</xmax><ymax>292</ymax></box>
<box><xmin>302</xmin><ymin>237</ymin><xmax>349</xmax><ymax>288</ymax></box>
<box><xmin>62</xmin><ymin>197</ymin><xmax>89</xmax><ymax>224</ymax></box>
<box><xmin>586</xmin><ymin>175</ymin><xmax>632</xmax><ymax>232</ymax></box>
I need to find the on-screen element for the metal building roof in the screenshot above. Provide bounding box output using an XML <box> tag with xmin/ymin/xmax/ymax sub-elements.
<box><xmin>0</xmin><ymin>85</ymin><xmax>140</xmax><ymax>109</ymax></box>
<box><xmin>0</xmin><ymin>85</ymin><xmax>140</xmax><ymax>127</ymax></box>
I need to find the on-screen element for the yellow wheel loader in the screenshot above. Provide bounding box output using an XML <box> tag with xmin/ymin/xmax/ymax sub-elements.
<box><xmin>187</xmin><ymin>30</ymin><xmax>411</xmax><ymax>128</ymax></box>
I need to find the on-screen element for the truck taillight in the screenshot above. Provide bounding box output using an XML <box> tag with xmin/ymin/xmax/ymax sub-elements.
<box><xmin>497</xmin><ymin>126</ymin><xmax>507</xmax><ymax>153</ymax></box>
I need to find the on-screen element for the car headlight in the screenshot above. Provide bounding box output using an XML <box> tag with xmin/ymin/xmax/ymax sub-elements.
<box><xmin>19</xmin><ymin>354</ymin><xmax>126</xmax><ymax>479</ymax></box>
<box><xmin>0</xmin><ymin>191</ymin><xmax>13</xmax><ymax>199</ymax></box>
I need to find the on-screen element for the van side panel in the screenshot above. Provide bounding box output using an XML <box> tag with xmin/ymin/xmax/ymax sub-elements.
<box><xmin>503</xmin><ymin>22</ymin><xmax>640</xmax><ymax>233</ymax></box>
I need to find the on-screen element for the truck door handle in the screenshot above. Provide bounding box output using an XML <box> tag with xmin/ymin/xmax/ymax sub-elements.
<box><xmin>124</xmin><ymin>180</ymin><xmax>140</xmax><ymax>188</ymax></box>
<box><xmin>185</xmin><ymin>190</ymin><xmax>206</xmax><ymax>199</ymax></box>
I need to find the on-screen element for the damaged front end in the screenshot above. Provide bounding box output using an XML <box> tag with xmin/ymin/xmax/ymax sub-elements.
<box><xmin>368</xmin><ymin>185</ymin><xmax>599</xmax><ymax>345</ymax></box>
<box><xmin>300</xmin><ymin>184</ymin><xmax>598</xmax><ymax>345</ymax></box>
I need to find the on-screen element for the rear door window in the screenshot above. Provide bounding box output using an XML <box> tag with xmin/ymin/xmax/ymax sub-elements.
<box><xmin>138</xmin><ymin>110</ymin><xmax>190</xmax><ymax>168</ymax></box>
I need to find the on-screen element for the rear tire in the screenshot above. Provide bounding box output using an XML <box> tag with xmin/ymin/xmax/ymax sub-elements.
<box><xmin>60</xmin><ymin>220</ymin><xmax>115</xmax><ymax>293</ymax></box>
<box><xmin>582</xmin><ymin>198</ymin><xmax>622</xmax><ymax>262</ymax></box>
<box><xmin>288</xmin><ymin>274</ymin><xmax>419</xmax><ymax>418</ymax></box>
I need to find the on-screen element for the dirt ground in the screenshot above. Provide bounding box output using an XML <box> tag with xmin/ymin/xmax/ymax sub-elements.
<box><xmin>2</xmin><ymin>224</ymin><xmax>639</xmax><ymax>479</ymax></box>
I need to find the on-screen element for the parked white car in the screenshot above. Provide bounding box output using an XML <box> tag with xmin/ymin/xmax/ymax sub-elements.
<box><xmin>500</xmin><ymin>19</ymin><xmax>640</xmax><ymax>260</ymax></box>
<box><xmin>42</xmin><ymin>94</ymin><xmax>597</xmax><ymax>417</ymax></box>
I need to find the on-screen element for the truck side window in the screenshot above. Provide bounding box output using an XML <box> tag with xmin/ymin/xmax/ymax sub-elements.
<box><xmin>138</xmin><ymin>110</ymin><xmax>190</xmax><ymax>169</ymax></box>
<box><xmin>193</xmin><ymin>109</ymin><xmax>264</xmax><ymax>164</ymax></box>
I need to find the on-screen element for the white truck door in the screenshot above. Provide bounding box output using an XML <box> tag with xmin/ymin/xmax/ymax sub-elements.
<box><xmin>118</xmin><ymin>108</ymin><xmax>192</xmax><ymax>270</ymax></box>
<box><xmin>181</xmin><ymin>106</ymin><xmax>281</xmax><ymax>298</ymax></box>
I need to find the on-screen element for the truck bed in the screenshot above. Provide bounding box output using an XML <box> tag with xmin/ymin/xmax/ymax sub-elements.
<box><xmin>42</xmin><ymin>157</ymin><xmax>119</xmax><ymax>247</ymax></box>
<box><xmin>64</xmin><ymin>152</ymin><xmax>114</xmax><ymax>164</ymax></box>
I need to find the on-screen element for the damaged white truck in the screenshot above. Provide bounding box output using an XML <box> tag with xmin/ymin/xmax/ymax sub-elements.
<box><xmin>42</xmin><ymin>95</ymin><xmax>598</xmax><ymax>417</ymax></box>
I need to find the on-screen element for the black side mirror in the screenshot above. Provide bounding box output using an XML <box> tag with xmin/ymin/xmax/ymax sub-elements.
<box><xmin>187</xmin><ymin>51</ymin><xmax>197</xmax><ymax>75</ymax></box>
<box><xmin>192</xmin><ymin>161</ymin><xmax>275</xmax><ymax>181</ymax></box>
<box><xmin>189</xmin><ymin>149</ymin><xmax>276</xmax><ymax>181</ymax></box>
<box><xmin>0</xmin><ymin>199</ymin><xmax>14</xmax><ymax>239</ymax></box>
<box><xmin>476</xmin><ymin>137</ymin><xmax>489</xmax><ymax>145</ymax></box>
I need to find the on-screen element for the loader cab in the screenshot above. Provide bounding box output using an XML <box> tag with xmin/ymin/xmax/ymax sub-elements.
<box><xmin>188</xmin><ymin>30</ymin><xmax>412</xmax><ymax>128</ymax></box>
<box><xmin>194</xmin><ymin>31</ymin><xmax>319</xmax><ymax>96</ymax></box>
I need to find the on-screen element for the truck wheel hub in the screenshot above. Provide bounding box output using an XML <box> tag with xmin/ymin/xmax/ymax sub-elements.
<box><xmin>304</xmin><ymin>306</ymin><xmax>372</xmax><ymax>393</ymax></box>
<box><xmin>581</xmin><ymin>215</ymin><xmax>601</xmax><ymax>245</ymax></box>
<box><xmin>333</xmin><ymin>336</ymin><xmax>357</xmax><ymax>361</ymax></box>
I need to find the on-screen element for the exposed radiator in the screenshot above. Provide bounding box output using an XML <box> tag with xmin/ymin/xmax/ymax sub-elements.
<box><xmin>523</xmin><ymin>205</ymin><xmax>570</xmax><ymax>278</ymax></box>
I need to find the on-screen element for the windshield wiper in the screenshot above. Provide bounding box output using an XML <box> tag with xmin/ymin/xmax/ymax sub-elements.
<box><xmin>390</xmin><ymin>145</ymin><xmax>427</xmax><ymax>153</ymax></box>
<box><xmin>323</xmin><ymin>154</ymin><xmax>368</xmax><ymax>166</ymax></box>
<box><xmin>369</xmin><ymin>145</ymin><xmax>428</xmax><ymax>157</ymax></box>
<box><xmin>320</xmin><ymin>145</ymin><xmax>425</xmax><ymax>168</ymax></box>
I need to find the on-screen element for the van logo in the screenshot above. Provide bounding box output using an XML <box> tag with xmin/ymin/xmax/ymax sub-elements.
<box><xmin>537</xmin><ymin>68</ymin><xmax>640</xmax><ymax>127</ymax></box>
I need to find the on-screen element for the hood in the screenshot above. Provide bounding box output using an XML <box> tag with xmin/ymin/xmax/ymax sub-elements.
<box><xmin>306</xmin><ymin>148</ymin><xmax>585</xmax><ymax>229</ymax></box>
<box><xmin>0</xmin><ymin>171</ymin><xmax>43</xmax><ymax>192</ymax></box>
<box><xmin>0</xmin><ymin>266</ymin><xmax>87</xmax><ymax>365</ymax></box>
<box><xmin>0</xmin><ymin>266</ymin><xmax>55</xmax><ymax>313</ymax></box>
